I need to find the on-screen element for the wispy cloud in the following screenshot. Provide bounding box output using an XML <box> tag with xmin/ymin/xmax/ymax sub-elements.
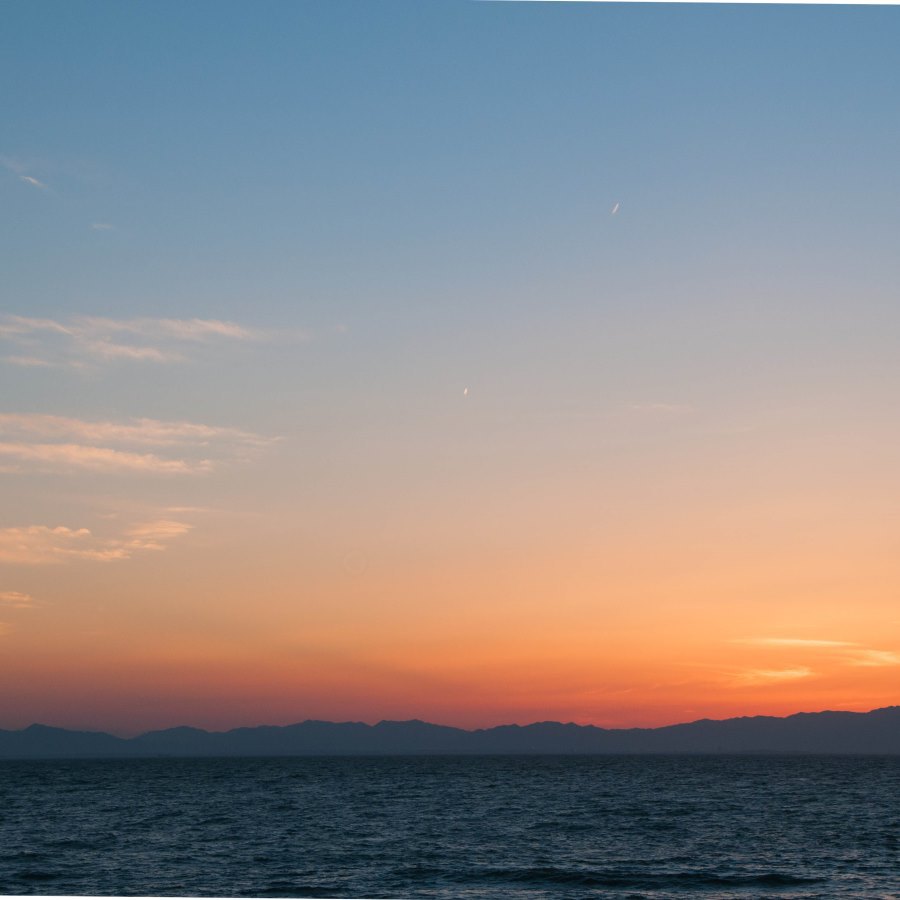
<box><xmin>3</xmin><ymin>156</ymin><xmax>46</xmax><ymax>186</ymax></box>
<box><xmin>2</xmin><ymin>156</ymin><xmax>48</xmax><ymax>190</ymax></box>
<box><xmin>0</xmin><ymin>590</ymin><xmax>33</xmax><ymax>608</ymax></box>
<box><xmin>91</xmin><ymin>223</ymin><xmax>114</xmax><ymax>230</ymax></box>
<box><xmin>733</xmin><ymin>637</ymin><xmax>900</xmax><ymax>669</ymax></box>
<box><xmin>0</xmin><ymin>521</ymin><xmax>192</xmax><ymax>565</ymax></box>
<box><xmin>82</xmin><ymin>342</ymin><xmax>171</xmax><ymax>362</ymax></box>
<box><xmin>845</xmin><ymin>649</ymin><xmax>900</xmax><ymax>667</ymax></box>
<box><xmin>3</xmin><ymin>355</ymin><xmax>56</xmax><ymax>368</ymax></box>
<box><xmin>734</xmin><ymin>638</ymin><xmax>855</xmax><ymax>648</ymax></box>
<box><xmin>734</xmin><ymin>667</ymin><xmax>814</xmax><ymax>686</ymax></box>
<box><xmin>0</xmin><ymin>314</ymin><xmax>274</xmax><ymax>368</ymax></box>
<box><xmin>109</xmin><ymin>318</ymin><xmax>256</xmax><ymax>341</ymax></box>
<box><xmin>0</xmin><ymin>525</ymin><xmax>120</xmax><ymax>564</ymax></box>
<box><xmin>0</xmin><ymin>442</ymin><xmax>212</xmax><ymax>474</ymax></box>
<box><xmin>0</xmin><ymin>414</ymin><xmax>270</xmax><ymax>447</ymax></box>
<box><xmin>0</xmin><ymin>413</ymin><xmax>274</xmax><ymax>475</ymax></box>
<box><xmin>123</xmin><ymin>519</ymin><xmax>193</xmax><ymax>548</ymax></box>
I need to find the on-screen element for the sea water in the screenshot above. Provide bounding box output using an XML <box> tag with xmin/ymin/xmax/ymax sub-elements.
<box><xmin>1</xmin><ymin>755</ymin><xmax>898</xmax><ymax>898</ymax></box>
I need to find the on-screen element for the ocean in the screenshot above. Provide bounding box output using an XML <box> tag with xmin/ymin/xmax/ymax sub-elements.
<box><xmin>1</xmin><ymin>755</ymin><xmax>897</xmax><ymax>898</ymax></box>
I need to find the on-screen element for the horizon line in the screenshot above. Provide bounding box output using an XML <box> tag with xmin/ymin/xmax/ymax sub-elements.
<box><xmin>9</xmin><ymin>703</ymin><xmax>899</xmax><ymax>741</ymax></box>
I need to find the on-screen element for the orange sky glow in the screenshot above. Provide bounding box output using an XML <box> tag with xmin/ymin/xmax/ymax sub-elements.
<box><xmin>3</xmin><ymin>3</ymin><xmax>899</xmax><ymax>737</ymax></box>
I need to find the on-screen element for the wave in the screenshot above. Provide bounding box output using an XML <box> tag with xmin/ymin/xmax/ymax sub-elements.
<box><xmin>465</xmin><ymin>866</ymin><xmax>823</xmax><ymax>889</ymax></box>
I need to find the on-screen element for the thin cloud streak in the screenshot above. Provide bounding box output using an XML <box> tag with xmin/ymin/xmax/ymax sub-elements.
<box><xmin>846</xmin><ymin>649</ymin><xmax>900</xmax><ymax>667</ymax></box>
<box><xmin>0</xmin><ymin>317</ymin><xmax>71</xmax><ymax>337</ymax></box>
<box><xmin>0</xmin><ymin>591</ymin><xmax>34</xmax><ymax>608</ymax></box>
<box><xmin>0</xmin><ymin>315</ymin><xmax>276</xmax><ymax>368</ymax></box>
<box><xmin>732</xmin><ymin>638</ymin><xmax>900</xmax><ymax>669</ymax></box>
<box><xmin>0</xmin><ymin>521</ymin><xmax>192</xmax><ymax>565</ymax></box>
<box><xmin>3</xmin><ymin>355</ymin><xmax>56</xmax><ymax>368</ymax></box>
<box><xmin>0</xmin><ymin>413</ymin><xmax>274</xmax><ymax>475</ymax></box>
<box><xmin>124</xmin><ymin>519</ymin><xmax>193</xmax><ymax>549</ymax></box>
<box><xmin>67</xmin><ymin>316</ymin><xmax>260</xmax><ymax>341</ymax></box>
<box><xmin>82</xmin><ymin>342</ymin><xmax>173</xmax><ymax>362</ymax></box>
<box><xmin>735</xmin><ymin>638</ymin><xmax>855</xmax><ymax>648</ymax></box>
<box><xmin>0</xmin><ymin>413</ymin><xmax>272</xmax><ymax>448</ymax></box>
<box><xmin>734</xmin><ymin>667</ymin><xmax>814</xmax><ymax>686</ymax></box>
<box><xmin>1</xmin><ymin>157</ymin><xmax>49</xmax><ymax>190</ymax></box>
<box><xmin>0</xmin><ymin>443</ymin><xmax>211</xmax><ymax>475</ymax></box>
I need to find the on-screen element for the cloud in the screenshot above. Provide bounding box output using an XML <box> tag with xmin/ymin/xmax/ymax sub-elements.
<box><xmin>845</xmin><ymin>649</ymin><xmax>900</xmax><ymax>667</ymax></box>
<box><xmin>82</xmin><ymin>342</ymin><xmax>172</xmax><ymax>362</ymax></box>
<box><xmin>2</xmin><ymin>157</ymin><xmax>48</xmax><ymax>189</ymax></box>
<box><xmin>91</xmin><ymin>223</ymin><xmax>114</xmax><ymax>230</ymax></box>
<box><xmin>0</xmin><ymin>591</ymin><xmax>33</xmax><ymax>608</ymax></box>
<box><xmin>0</xmin><ymin>413</ymin><xmax>269</xmax><ymax>448</ymax></box>
<box><xmin>0</xmin><ymin>317</ymin><xmax>71</xmax><ymax>337</ymax></box>
<box><xmin>0</xmin><ymin>314</ymin><xmax>272</xmax><ymax>368</ymax></box>
<box><xmin>0</xmin><ymin>521</ymin><xmax>192</xmax><ymax>565</ymax></box>
<box><xmin>0</xmin><ymin>413</ymin><xmax>273</xmax><ymax>475</ymax></box>
<box><xmin>0</xmin><ymin>442</ymin><xmax>211</xmax><ymax>474</ymax></box>
<box><xmin>3</xmin><ymin>355</ymin><xmax>56</xmax><ymax>367</ymax></box>
<box><xmin>732</xmin><ymin>637</ymin><xmax>900</xmax><ymax>669</ymax></box>
<box><xmin>135</xmin><ymin>319</ymin><xmax>255</xmax><ymax>341</ymax></box>
<box><xmin>0</xmin><ymin>525</ymin><xmax>124</xmax><ymax>564</ymax></box>
<box><xmin>734</xmin><ymin>667</ymin><xmax>814</xmax><ymax>686</ymax></box>
<box><xmin>123</xmin><ymin>519</ymin><xmax>193</xmax><ymax>550</ymax></box>
<box><xmin>76</xmin><ymin>316</ymin><xmax>259</xmax><ymax>341</ymax></box>
<box><xmin>735</xmin><ymin>638</ymin><xmax>855</xmax><ymax>648</ymax></box>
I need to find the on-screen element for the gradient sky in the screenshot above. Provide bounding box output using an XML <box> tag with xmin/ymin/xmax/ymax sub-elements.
<box><xmin>2</xmin><ymin>1</ymin><xmax>899</xmax><ymax>736</ymax></box>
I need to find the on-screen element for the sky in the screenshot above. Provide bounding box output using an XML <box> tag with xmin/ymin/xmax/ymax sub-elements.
<box><xmin>2</xmin><ymin>1</ymin><xmax>899</xmax><ymax>736</ymax></box>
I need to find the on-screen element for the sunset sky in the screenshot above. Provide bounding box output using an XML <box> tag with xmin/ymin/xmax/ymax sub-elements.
<box><xmin>2</xmin><ymin>2</ymin><xmax>899</xmax><ymax>736</ymax></box>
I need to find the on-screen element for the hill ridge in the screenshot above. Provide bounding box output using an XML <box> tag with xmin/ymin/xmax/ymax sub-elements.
<box><xmin>1</xmin><ymin>706</ymin><xmax>898</xmax><ymax>758</ymax></box>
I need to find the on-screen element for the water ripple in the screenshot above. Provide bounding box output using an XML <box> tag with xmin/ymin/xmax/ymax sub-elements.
<box><xmin>0</xmin><ymin>755</ymin><xmax>898</xmax><ymax>898</ymax></box>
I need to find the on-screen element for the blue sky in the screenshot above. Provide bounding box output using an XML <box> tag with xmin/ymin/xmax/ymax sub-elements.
<box><xmin>5</xmin><ymin>3</ymin><xmax>900</xmax><ymax>455</ymax></box>
<box><xmin>5</xmin><ymin>4</ymin><xmax>899</xmax><ymax>315</ymax></box>
<box><xmin>3</xmin><ymin>11</ymin><xmax>894</xmax><ymax>394</ymax></box>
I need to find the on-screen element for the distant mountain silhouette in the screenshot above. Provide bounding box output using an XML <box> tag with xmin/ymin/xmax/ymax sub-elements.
<box><xmin>0</xmin><ymin>723</ymin><xmax>129</xmax><ymax>758</ymax></box>
<box><xmin>1</xmin><ymin>707</ymin><xmax>898</xmax><ymax>759</ymax></box>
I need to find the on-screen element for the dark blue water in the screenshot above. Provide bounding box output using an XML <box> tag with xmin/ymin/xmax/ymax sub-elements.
<box><xmin>1</xmin><ymin>756</ymin><xmax>898</xmax><ymax>898</ymax></box>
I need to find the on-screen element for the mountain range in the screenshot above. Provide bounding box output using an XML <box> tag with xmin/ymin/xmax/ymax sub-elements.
<box><xmin>1</xmin><ymin>706</ymin><xmax>898</xmax><ymax>758</ymax></box>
